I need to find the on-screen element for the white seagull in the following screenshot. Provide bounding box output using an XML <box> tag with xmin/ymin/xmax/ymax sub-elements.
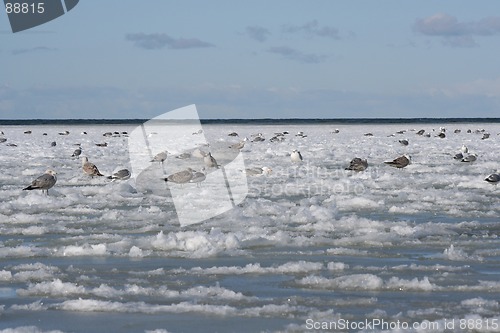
<box><xmin>290</xmin><ymin>150</ymin><xmax>303</xmax><ymax>163</ymax></box>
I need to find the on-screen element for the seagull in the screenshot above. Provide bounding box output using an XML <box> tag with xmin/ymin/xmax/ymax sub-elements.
<box><xmin>164</xmin><ymin>168</ymin><xmax>194</xmax><ymax>184</ymax></box>
<box><xmin>72</xmin><ymin>147</ymin><xmax>82</xmax><ymax>158</ymax></box>
<box><xmin>229</xmin><ymin>138</ymin><xmax>248</xmax><ymax>150</ymax></box>
<box><xmin>251</xmin><ymin>134</ymin><xmax>265</xmax><ymax>142</ymax></box>
<box><xmin>345</xmin><ymin>158</ymin><xmax>368</xmax><ymax>172</ymax></box>
<box><xmin>192</xmin><ymin>148</ymin><xmax>207</xmax><ymax>159</ymax></box>
<box><xmin>461</xmin><ymin>145</ymin><xmax>469</xmax><ymax>154</ymax></box>
<box><xmin>399</xmin><ymin>139</ymin><xmax>409</xmax><ymax>146</ymax></box>
<box><xmin>245</xmin><ymin>167</ymin><xmax>272</xmax><ymax>176</ymax></box>
<box><xmin>82</xmin><ymin>157</ymin><xmax>104</xmax><ymax>177</ymax></box>
<box><xmin>385</xmin><ymin>155</ymin><xmax>411</xmax><ymax>168</ymax></box>
<box><xmin>291</xmin><ymin>149</ymin><xmax>303</xmax><ymax>163</ymax></box>
<box><xmin>175</xmin><ymin>152</ymin><xmax>192</xmax><ymax>160</ymax></box>
<box><xmin>270</xmin><ymin>135</ymin><xmax>285</xmax><ymax>143</ymax></box>
<box><xmin>461</xmin><ymin>154</ymin><xmax>477</xmax><ymax>163</ymax></box>
<box><xmin>484</xmin><ymin>173</ymin><xmax>500</xmax><ymax>184</ymax></box>
<box><xmin>189</xmin><ymin>168</ymin><xmax>206</xmax><ymax>186</ymax></box>
<box><xmin>151</xmin><ymin>151</ymin><xmax>168</xmax><ymax>164</ymax></box>
<box><xmin>107</xmin><ymin>169</ymin><xmax>131</xmax><ymax>180</ymax></box>
<box><xmin>204</xmin><ymin>152</ymin><xmax>219</xmax><ymax>168</ymax></box>
<box><xmin>23</xmin><ymin>170</ymin><xmax>57</xmax><ymax>195</ymax></box>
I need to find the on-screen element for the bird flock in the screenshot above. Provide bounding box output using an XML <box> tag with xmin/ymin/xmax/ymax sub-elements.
<box><xmin>3</xmin><ymin>124</ymin><xmax>498</xmax><ymax>196</ymax></box>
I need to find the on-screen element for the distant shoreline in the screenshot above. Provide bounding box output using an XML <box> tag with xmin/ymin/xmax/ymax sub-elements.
<box><xmin>1</xmin><ymin>118</ymin><xmax>500</xmax><ymax>125</ymax></box>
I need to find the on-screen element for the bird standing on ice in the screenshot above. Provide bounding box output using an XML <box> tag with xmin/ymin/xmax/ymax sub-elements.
<box><xmin>23</xmin><ymin>170</ymin><xmax>57</xmax><ymax>195</ymax></box>
<box><xmin>71</xmin><ymin>147</ymin><xmax>82</xmax><ymax>158</ymax></box>
<box><xmin>189</xmin><ymin>168</ymin><xmax>206</xmax><ymax>186</ymax></box>
<box><xmin>151</xmin><ymin>151</ymin><xmax>168</xmax><ymax>164</ymax></box>
<box><xmin>164</xmin><ymin>168</ymin><xmax>194</xmax><ymax>184</ymax></box>
<box><xmin>204</xmin><ymin>152</ymin><xmax>219</xmax><ymax>168</ymax></box>
<box><xmin>82</xmin><ymin>157</ymin><xmax>104</xmax><ymax>177</ymax></box>
<box><xmin>290</xmin><ymin>149</ymin><xmax>303</xmax><ymax>163</ymax></box>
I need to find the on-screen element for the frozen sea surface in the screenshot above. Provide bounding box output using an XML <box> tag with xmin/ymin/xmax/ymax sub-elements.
<box><xmin>0</xmin><ymin>122</ymin><xmax>499</xmax><ymax>333</ymax></box>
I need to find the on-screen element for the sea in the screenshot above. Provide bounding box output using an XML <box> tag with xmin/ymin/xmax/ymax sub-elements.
<box><xmin>0</xmin><ymin>118</ymin><xmax>499</xmax><ymax>333</ymax></box>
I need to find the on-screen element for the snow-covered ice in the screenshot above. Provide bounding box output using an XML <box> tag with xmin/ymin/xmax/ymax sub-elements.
<box><xmin>0</xmin><ymin>122</ymin><xmax>499</xmax><ymax>332</ymax></box>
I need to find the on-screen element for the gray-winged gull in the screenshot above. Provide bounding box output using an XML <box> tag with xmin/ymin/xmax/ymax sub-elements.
<box><xmin>72</xmin><ymin>147</ymin><xmax>82</xmax><ymax>158</ymax></box>
<box><xmin>107</xmin><ymin>169</ymin><xmax>131</xmax><ymax>180</ymax></box>
<box><xmin>175</xmin><ymin>152</ymin><xmax>192</xmax><ymax>160</ymax></box>
<box><xmin>189</xmin><ymin>168</ymin><xmax>206</xmax><ymax>186</ymax></box>
<box><xmin>23</xmin><ymin>170</ymin><xmax>57</xmax><ymax>195</ymax></box>
<box><xmin>229</xmin><ymin>138</ymin><xmax>248</xmax><ymax>150</ymax></box>
<box><xmin>151</xmin><ymin>151</ymin><xmax>168</xmax><ymax>164</ymax></box>
<box><xmin>461</xmin><ymin>154</ymin><xmax>477</xmax><ymax>163</ymax></box>
<box><xmin>164</xmin><ymin>168</ymin><xmax>194</xmax><ymax>184</ymax></box>
<box><xmin>251</xmin><ymin>133</ymin><xmax>265</xmax><ymax>142</ymax></box>
<box><xmin>345</xmin><ymin>158</ymin><xmax>368</xmax><ymax>172</ymax></box>
<box><xmin>484</xmin><ymin>173</ymin><xmax>500</xmax><ymax>184</ymax></box>
<box><xmin>399</xmin><ymin>139</ymin><xmax>409</xmax><ymax>146</ymax></box>
<box><xmin>245</xmin><ymin>167</ymin><xmax>272</xmax><ymax>176</ymax></box>
<box><xmin>82</xmin><ymin>157</ymin><xmax>104</xmax><ymax>177</ymax></box>
<box><xmin>385</xmin><ymin>155</ymin><xmax>411</xmax><ymax>168</ymax></box>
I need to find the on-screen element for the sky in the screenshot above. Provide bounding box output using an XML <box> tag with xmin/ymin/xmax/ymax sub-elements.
<box><xmin>1</xmin><ymin>0</ymin><xmax>500</xmax><ymax>119</ymax></box>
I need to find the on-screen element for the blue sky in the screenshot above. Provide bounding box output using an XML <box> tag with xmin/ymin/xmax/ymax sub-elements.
<box><xmin>1</xmin><ymin>0</ymin><xmax>500</xmax><ymax>119</ymax></box>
